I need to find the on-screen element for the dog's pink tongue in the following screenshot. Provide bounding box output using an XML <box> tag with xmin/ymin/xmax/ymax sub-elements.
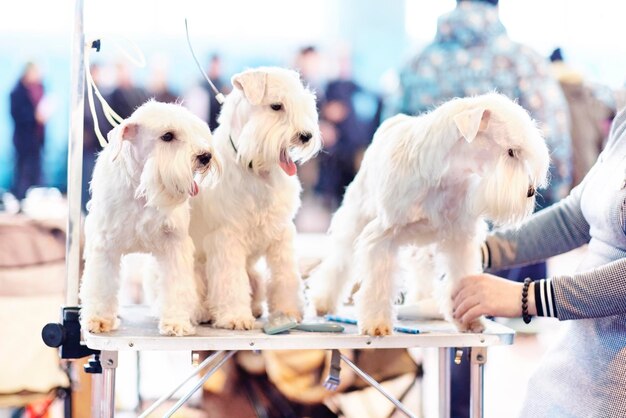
<box><xmin>279</xmin><ymin>150</ymin><xmax>297</xmax><ymax>176</ymax></box>
<box><xmin>189</xmin><ymin>180</ymin><xmax>199</xmax><ymax>197</ymax></box>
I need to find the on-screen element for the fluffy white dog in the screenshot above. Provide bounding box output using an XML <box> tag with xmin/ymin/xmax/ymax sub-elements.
<box><xmin>308</xmin><ymin>93</ymin><xmax>550</xmax><ymax>335</ymax></box>
<box><xmin>79</xmin><ymin>101</ymin><xmax>220</xmax><ymax>336</ymax></box>
<box><xmin>190</xmin><ymin>67</ymin><xmax>322</xmax><ymax>330</ymax></box>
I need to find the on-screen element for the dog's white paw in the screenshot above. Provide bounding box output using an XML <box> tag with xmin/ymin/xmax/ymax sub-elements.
<box><xmin>251</xmin><ymin>302</ymin><xmax>264</xmax><ymax>319</ymax></box>
<box><xmin>310</xmin><ymin>293</ymin><xmax>337</xmax><ymax>317</ymax></box>
<box><xmin>274</xmin><ymin>308</ymin><xmax>303</xmax><ymax>323</ymax></box>
<box><xmin>214</xmin><ymin>314</ymin><xmax>256</xmax><ymax>330</ymax></box>
<box><xmin>269</xmin><ymin>302</ymin><xmax>303</xmax><ymax>322</ymax></box>
<box><xmin>159</xmin><ymin>318</ymin><xmax>196</xmax><ymax>336</ymax></box>
<box><xmin>194</xmin><ymin>305</ymin><xmax>214</xmax><ymax>324</ymax></box>
<box><xmin>83</xmin><ymin>315</ymin><xmax>119</xmax><ymax>334</ymax></box>
<box><xmin>359</xmin><ymin>319</ymin><xmax>393</xmax><ymax>336</ymax></box>
<box><xmin>454</xmin><ymin>318</ymin><xmax>486</xmax><ymax>333</ymax></box>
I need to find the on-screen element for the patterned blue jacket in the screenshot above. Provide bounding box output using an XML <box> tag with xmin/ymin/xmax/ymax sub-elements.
<box><xmin>394</xmin><ymin>2</ymin><xmax>572</xmax><ymax>207</ymax></box>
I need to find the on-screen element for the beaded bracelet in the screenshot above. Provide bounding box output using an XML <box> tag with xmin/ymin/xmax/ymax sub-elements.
<box><xmin>522</xmin><ymin>277</ymin><xmax>532</xmax><ymax>324</ymax></box>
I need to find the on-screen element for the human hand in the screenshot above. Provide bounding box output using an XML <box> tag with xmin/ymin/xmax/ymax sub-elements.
<box><xmin>451</xmin><ymin>274</ymin><xmax>536</xmax><ymax>326</ymax></box>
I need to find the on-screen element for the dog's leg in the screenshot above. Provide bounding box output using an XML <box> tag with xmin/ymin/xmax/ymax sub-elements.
<box><xmin>155</xmin><ymin>237</ymin><xmax>198</xmax><ymax>336</ymax></box>
<box><xmin>308</xmin><ymin>201</ymin><xmax>370</xmax><ymax>315</ymax></box>
<box><xmin>402</xmin><ymin>246</ymin><xmax>438</xmax><ymax>304</ymax></box>
<box><xmin>79</xmin><ymin>243</ymin><xmax>123</xmax><ymax>333</ymax></box>
<box><xmin>247</xmin><ymin>259</ymin><xmax>266</xmax><ymax>319</ymax></box>
<box><xmin>204</xmin><ymin>230</ymin><xmax>256</xmax><ymax>330</ymax></box>
<box><xmin>265</xmin><ymin>223</ymin><xmax>303</xmax><ymax>321</ymax></box>
<box><xmin>436</xmin><ymin>238</ymin><xmax>485</xmax><ymax>333</ymax></box>
<box><xmin>192</xmin><ymin>260</ymin><xmax>211</xmax><ymax>323</ymax></box>
<box><xmin>353</xmin><ymin>218</ymin><xmax>399</xmax><ymax>336</ymax></box>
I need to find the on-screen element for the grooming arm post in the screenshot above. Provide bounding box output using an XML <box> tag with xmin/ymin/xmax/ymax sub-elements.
<box><xmin>66</xmin><ymin>0</ymin><xmax>86</xmax><ymax>307</ymax></box>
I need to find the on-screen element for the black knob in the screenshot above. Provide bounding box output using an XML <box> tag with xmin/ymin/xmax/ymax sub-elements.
<box><xmin>84</xmin><ymin>355</ymin><xmax>102</xmax><ymax>374</ymax></box>
<box><xmin>42</xmin><ymin>323</ymin><xmax>65</xmax><ymax>348</ymax></box>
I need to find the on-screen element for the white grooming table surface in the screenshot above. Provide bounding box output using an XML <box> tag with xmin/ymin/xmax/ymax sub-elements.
<box><xmin>84</xmin><ymin>305</ymin><xmax>514</xmax><ymax>351</ymax></box>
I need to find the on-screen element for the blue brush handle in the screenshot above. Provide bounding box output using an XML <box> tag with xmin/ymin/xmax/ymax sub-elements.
<box><xmin>324</xmin><ymin>314</ymin><xmax>357</xmax><ymax>325</ymax></box>
<box><xmin>324</xmin><ymin>315</ymin><xmax>420</xmax><ymax>334</ymax></box>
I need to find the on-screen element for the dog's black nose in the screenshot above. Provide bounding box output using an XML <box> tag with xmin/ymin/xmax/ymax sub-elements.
<box><xmin>197</xmin><ymin>153</ymin><xmax>212</xmax><ymax>166</ymax></box>
<box><xmin>299</xmin><ymin>132</ymin><xmax>313</xmax><ymax>143</ymax></box>
<box><xmin>527</xmin><ymin>186</ymin><xmax>535</xmax><ymax>198</ymax></box>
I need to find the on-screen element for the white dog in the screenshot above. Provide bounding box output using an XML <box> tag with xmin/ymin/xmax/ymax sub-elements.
<box><xmin>308</xmin><ymin>93</ymin><xmax>550</xmax><ymax>335</ymax></box>
<box><xmin>79</xmin><ymin>100</ymin><xmax>219</xmax><ymax>336</ymax></box>
<box><xmin>190</xmin><ymin>67</ymin><xmax>321</xmax><ymax>330</ymax></box>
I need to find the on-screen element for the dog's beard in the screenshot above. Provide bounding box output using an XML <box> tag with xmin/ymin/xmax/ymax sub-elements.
<box><xmin>135</xmin><ymin>156</ymin><xmax>193</xmax><ymax>209</ymax></box>
<box><xmin>236</xmin><ymin>119</ymin><xmax>319</xmax><ymax>176</ymax></box>
<box><xmin>477</xmin><ymin>157</ymin><xmax>536</xmax><ymax>226</ymax></box>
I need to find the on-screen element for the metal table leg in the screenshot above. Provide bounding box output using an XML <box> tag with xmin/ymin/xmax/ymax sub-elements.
<box><xmin>338</xmin><ymin>353</ymin><xmax>416</xmax><ymax>418</ymax></box>
<box><xmin>470</xmin><ymin>347</ymin><xmax>487</xmax><ymax>418</ymax></box>
<box><xmin>163</xmin><ymin>351</ymin><xmax>236</xmax><ymax>418</ymax></box>
<box><xmin>438</xmin><ymin>347</ymin><xmax>451</xmax><ymax>418</ymax></box>
<box><xmin>92</xmin><ymin>351</ymin><xmax>118</xmax><ymax>418</ymax></box>
<box><xmin>138</xmin><ymin>350</ymin><xmax>226</xmax><ymax>418</ymax></box>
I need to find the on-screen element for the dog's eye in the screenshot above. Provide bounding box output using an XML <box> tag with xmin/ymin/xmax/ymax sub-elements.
<box><xmin>161</xmin><ymin>132</ymin><xmax>174</xmax><ymax>142</ymax></box>
<box><xmin>270</xmin><ymin>103</ymin><xmax>283</xmax><ymax>111</ymax></box>
<box><xmin>197</xmin><ymin>153</ymin><xmax>212</xmax><ymax>166</ymax></box>
<box><xmin>507</xmin><ymin>148</ymin><xmax>515</xmax><ymax>158</ymax></box>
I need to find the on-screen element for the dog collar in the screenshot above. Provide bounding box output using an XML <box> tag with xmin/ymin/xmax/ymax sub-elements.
<box><xmin>229</xmin><ymin>135</ymin><xmax>253</xmax><ymax>170</ymax></box>
<box><xmin>229</xmin><ymin>135</ymin><xmax>238</xmax><ymax>154</ymax></box>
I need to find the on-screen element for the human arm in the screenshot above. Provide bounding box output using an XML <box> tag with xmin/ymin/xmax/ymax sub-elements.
<box><xmin>452</xmin><ymin>256</ymin><xmax>626</xmax><ymax>325</ymax></box>
<box><xmin>484</xmin><ymin>182</ymin><xmax>591</xmax><ymax>271</ymax></box>
<box><xmin>451</xmin><ymin>273</ymin><xmax>536</xmax><ymax>324</ymax></box>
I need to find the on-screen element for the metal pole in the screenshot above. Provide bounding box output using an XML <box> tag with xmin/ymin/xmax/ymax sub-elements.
<box><xmin>338</xmin><ymin>353</ymin><xmax>416</xmax><ymax>418</ymax></box>
<box><xmin>66</xmin><ymin>0</ymin><xmax>85</xmax><ymax>307</ymax></box>
<box><xmin>470</xmin><ymin>347</ymin><xmax>487</xmax><ymax>418</ymax></box>
<box><xmin>163</xmin><ymin>351</ymin><xmax>236</xmax><ymax>418</ymax></box>
<box><xmin>138</xmin><ymin>350</ymin><xmax>225</xmax><ymax>418</ymax></box>
<box><xmin>438</xmin><ymin>347</ymin><xmax>451</xmax><ymax>418</ymax></box>
<box><xmin>92</xmin><ymin>351</ymin><xmax>118</xmax><ymax>418</ymax></box>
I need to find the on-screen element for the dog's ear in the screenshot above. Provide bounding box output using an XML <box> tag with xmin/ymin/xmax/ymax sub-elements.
<box><xmin>453</xmin><ymin>108</ymin><xmax>491</xmax><ymax>143</ymax></box>
<box><xmin>110</xmin><ymin>122</ymin><xmax>138</xmax><ymax>162</ymax></box>
<box><xmin>231</xmin><ymin>70</ymin><xmax>267</xmax><ymax>105</ymax></box>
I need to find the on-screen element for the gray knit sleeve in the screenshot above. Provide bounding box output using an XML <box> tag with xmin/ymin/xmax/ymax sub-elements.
<box><xmin>485</xmin><ymin>185</ymin><xmax>591</xmax><ymax>271</ymax></box>
<box><xmin>553</xmin><ymin>258</ymin><xmax>626</xmax><ymax>319</ymax></box>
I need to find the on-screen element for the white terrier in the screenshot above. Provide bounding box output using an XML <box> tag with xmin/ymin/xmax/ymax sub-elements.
<box><xmin>79</xmin><ymin>100</ymin><xmax>220</xmax><ymax>336</ymax></box>
<box><xmin>190</xmin><ymin>67</ymin><xmax>321</xmax><ymax>330</ymax></box>
<box><xmin>308</xmin><ymin>93</ymin><xmax>550</xmax><ymax>335</ymax></box>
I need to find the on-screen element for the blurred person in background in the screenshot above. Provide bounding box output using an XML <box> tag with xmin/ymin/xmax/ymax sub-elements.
<box><xmin>391</xmin><ymin>0</ymin><xmax>572</xmax><ymax>416</ymax></box>
<box><xmin>205</xmin><ymin>54</ymin><xmax>226</xmax><ymax>131</ymax></box>
<box><xmin>549</xmin><ymin>47</ymin><xmax>618</xmax><ymax>188</ymax></box>
<box><xmin>293</xmin><ymin>46</ymin><xmax>331</xmax><ymax>231</ymax></box>
<box><xmin>314</xmin><ymin>46</ymin><xmax>383</xmax><ymax>210</ymax></box>
<box><xmin>394</xmin><ymin>0</ymin><xmax>572</xmax><ymax>213</ymax></box>
<box><xmin>394</xmin><ymin>0</ymin><xmax>573</xmax><ymax>282</ymax></box>
<box><xmin>295</xmin><ymin>46</ymin><xmax>326</xmax><ymax>104</ymax></box>
<box><xmin>10</xmin><ymin>62</ymin><xmax>48</xmax><ymax>202</ymax></box>
<box><xmin>107</xmin><ymin>61</ymin><xmax>149</xmax><ymax>119</ymax></box>
<box><xmin>183</xmin><ymin>53</ymin><xmax>227</xmax><ymax>132</ymax></box>
<box><xmin>148</xmin><ymin>65</ymin><xmax>178</xmax><ymax>104</ymax></box>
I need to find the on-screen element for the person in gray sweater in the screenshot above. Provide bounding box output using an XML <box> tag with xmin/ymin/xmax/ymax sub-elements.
<box><xmin>452</xmin><ymin>107</ymin><xmax>626</xmax><ymax>417</ymax></box>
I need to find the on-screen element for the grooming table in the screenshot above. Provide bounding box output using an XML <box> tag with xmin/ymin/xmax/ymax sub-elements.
<box><xmin>84</xmin><ymin>306</ymin><xmax>514</xmax><ymax>418</ymax></box>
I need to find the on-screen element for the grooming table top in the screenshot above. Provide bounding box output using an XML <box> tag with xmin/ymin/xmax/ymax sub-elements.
<box><xmin>84</xmin><ymin>305</ymin><xmax>514</xmax><ymax>351</ymax></box>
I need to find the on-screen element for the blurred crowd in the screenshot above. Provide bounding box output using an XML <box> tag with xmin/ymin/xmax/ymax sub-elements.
<box><xmin>5</xmin><ymin>32</ymin><xmax>625</xmax><ymax>233</ymax></box>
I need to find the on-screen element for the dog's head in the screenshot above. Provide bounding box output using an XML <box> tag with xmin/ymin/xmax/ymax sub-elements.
<box><xmin>219</xmin><ymin>66</ymin><xmax>321</xmax><ymax>176</ymax></box>
<box><xmin>108</xmin><ymin>100</ymin><xmax>220</xmax><ymax>208</ymax></box>
<box><xmin>449</xmin><ymin>93</ymin><xmax>550</xmax><ymax>225</ymax></box>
